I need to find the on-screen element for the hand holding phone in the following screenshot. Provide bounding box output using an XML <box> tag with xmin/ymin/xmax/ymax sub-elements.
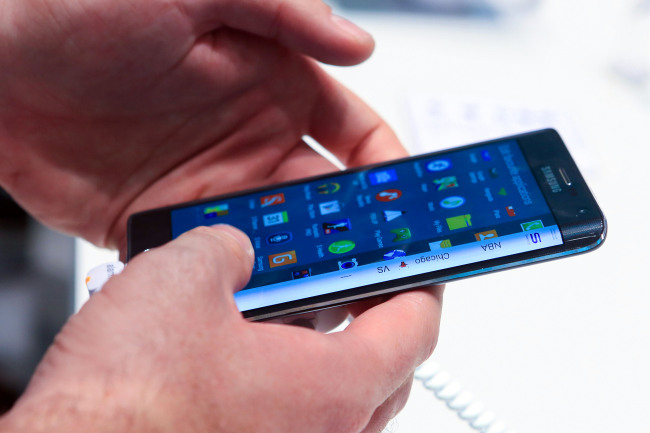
<box><xmin>0</xmin><ymin>0</ymin><xmax>395</xmax><ymax>250</ymax></box>
<box><xmin>129</xmin><ymin>129</ymin><xmax>606</xmax><ymax>321</ymax></box>
<box><xmin>3</xmin><ymin>224</ymin><xmax>442</xmax><ymax>432</ymax></box>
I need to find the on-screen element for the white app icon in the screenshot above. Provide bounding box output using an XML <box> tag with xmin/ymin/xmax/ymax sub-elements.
<box><xmin>382</xmin><ymin>210</ymin><xmax>405</xmax><ymax>222</ymax></box>
<box><xmin>319</xmin><ymin>200</ymin><xmax>341</xmax><ymax>215</ymax></box>
<box><xmin>426</xmin><ymin>159</ymin><xmax>451</xmax><ymax>172</ymax></box>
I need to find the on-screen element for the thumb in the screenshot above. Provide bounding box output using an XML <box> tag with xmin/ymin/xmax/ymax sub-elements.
<box><xmin>105</xmin><ymin>224</ymin><xmax>255</xmax><ymax>314</ymax></box>
<box><xmin>185</xmin><ymin>0</ymin><xmax>374</xmax><ymax>65</ymax></box>
<box><xmin>17</xmin><ymin>225</ymin><xmax>254</xmax><ymax>396</ymax></box>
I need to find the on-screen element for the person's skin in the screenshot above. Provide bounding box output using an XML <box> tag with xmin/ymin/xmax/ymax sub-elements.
<box><xmin>0</xmin><ymin>0</ymin><xmax>443</xmax><ymax>431</ymax></box>
<box><xmin>0</xmin><ymin>0</ymin><xmax>403</xmax><ymax>254</ymax></box>
<box><xmin>0</xmin><ymin>225</ymin><xmax>442</xmax><ymax>433</ymax></box>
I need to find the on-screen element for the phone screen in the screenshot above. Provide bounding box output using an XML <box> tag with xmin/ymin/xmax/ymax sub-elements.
<box><xmin>169</xmin><ymin>138</ymin><xmax>563</xmax><ymax>313</ymax></box>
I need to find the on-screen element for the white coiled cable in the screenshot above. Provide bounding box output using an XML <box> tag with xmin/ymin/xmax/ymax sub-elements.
<box><xmin>414</xmin><ymin>361</ymin><xmax>516</xmax><ymax>433</ymax></box>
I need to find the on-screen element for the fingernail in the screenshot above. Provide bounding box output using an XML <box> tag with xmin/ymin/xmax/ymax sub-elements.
<box><xmin>331</xmin><ymin>14</ymin><xmax>373</xmax><ymax>42</ymax></box>
<box><xmin>211</xmin><ymin>225</ymin><xmax>254</xmax><ymax>259</ymax></box>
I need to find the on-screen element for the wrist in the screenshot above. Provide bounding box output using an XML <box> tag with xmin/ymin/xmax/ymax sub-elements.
<box><xmin>1</xmin><ymin>389</ymin><xmax>116</xmax><ymax>433</ymax></box>
<box><xmin>0</xmin><ymin>362</ymin><xmax>220</xmax><ymax>433</ymax></box>
<box><xmin>0</xmin><ymin>378</ymin><xmax>155</xmax><ymax>433</ymax></box>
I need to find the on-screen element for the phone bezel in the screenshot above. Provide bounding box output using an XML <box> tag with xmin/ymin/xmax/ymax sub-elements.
<box><xmin>127</xmin><ymin>129</ymin><xmax>606</xmax><ymax>321</ymax></box>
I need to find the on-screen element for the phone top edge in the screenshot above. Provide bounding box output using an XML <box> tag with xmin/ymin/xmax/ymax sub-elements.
<box><xmin>128</xmin><ymin>130</ymin><xmax>565</xmax><ymax>259</ymax></box>
<box><xmin>127</xmin><ymin>129</ymin><xmax>559</xmax><ymax>220</ymax></box>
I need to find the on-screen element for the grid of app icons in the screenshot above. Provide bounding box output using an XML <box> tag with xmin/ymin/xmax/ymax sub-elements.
<box><xmin>170</xmin><ymin>140</ymin><xmax>555</xmax><ymax>291</ymax></box>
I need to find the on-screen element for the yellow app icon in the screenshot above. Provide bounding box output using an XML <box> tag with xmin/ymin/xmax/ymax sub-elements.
<box><xmin>429</xmin><ymin>239</ymin><xmax>452</xmax><ymax>250</ymax></box>
<box><xmin>446</xmin><ymin>214</ymin><xmax>472</xmax><ymax>230</ymax></box>
<box><xmin>317</xmin><ymin>182</ymin><xmax>341</xmax><ymax>194</ymax></box>
<box><xmin>268</xmin><ymin>251</ymin><xmax>298</xmax><ymax>268</ymax></box>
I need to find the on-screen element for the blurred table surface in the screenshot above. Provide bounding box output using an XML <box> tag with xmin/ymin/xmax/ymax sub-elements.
<box><xmin>77</xmin><ymin>1</ymin><xmax>650</xmax><ymax>432</ymax></box>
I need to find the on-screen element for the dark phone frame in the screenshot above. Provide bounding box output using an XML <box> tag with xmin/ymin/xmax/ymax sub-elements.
<box><xmin>128</xmin><ymin>129</ymin><xmax>606</xmax><ymax>321</ymax></box>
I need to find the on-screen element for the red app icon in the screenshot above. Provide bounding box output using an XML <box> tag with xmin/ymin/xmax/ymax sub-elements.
<box><xmin>375</xmin><ymin>189</ymin><xmax>403</xmax><ymax>202</ymax></box>
<box><xmin>260</xmin><ymin>193</ymin><xmax>286</xmax><ymax>208</ymax></box>
<box><xmin>506</xmin><ymin>205</ymin><xmax>516</xmax><ymax>217</ymax></box>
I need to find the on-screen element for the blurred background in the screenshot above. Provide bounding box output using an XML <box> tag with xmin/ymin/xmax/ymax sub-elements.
<box><xmin>318</xmin><ymin>1</ymin><xmax>650</xmax><ymax>432</ymax></box>
<box><xmin>2</xmin><ymin>0</ymin><xmax>649</xmax><ymax>431</ymax></box>
<box><xmin>0</xmin><ymin>190</ymin><xmax>74</xmax><ymax>414</ymax></box>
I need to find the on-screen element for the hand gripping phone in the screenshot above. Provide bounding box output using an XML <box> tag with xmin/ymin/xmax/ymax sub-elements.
<box><xmin>128</xmin><ymin>129</ymin><xmax>606</xmax><ymax>321</ymax></box>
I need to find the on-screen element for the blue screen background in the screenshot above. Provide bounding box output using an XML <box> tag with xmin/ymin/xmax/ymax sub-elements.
<box><xmin>171</xmin><ymin>140</ymin><xmax>557</xmax><ymax>291</ymax></box>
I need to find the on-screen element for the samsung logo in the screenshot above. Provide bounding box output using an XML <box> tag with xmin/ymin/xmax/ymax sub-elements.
<box><xmin>541</xmin><ymin>166</ymin><xmax>562</xmax><ymax>193</ymax></box>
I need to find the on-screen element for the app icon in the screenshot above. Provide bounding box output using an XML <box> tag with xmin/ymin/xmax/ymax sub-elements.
<box><xmin>328</xmin><ymin>240</ymin><xmax>356</xmax><ymax>254</ymax></box>
<box><xmin>440</xmin><ymin>196</ymin><xmax>466</xmax><ymax>209</ymax></box>
<box><xmin>204</xmin><ymin>204</ymin><xmax>229</xmax><ymax>218</ymax></box>
<box><xmin>269</xmin><ymin>250</ymin><xmax>297</xmax><ymax>268</ymax></box>
<box><xmin>521</xmin><ymin>220</ymin><xmax>544</xmax><ymax>231</ymax></box>
<box><xmin>433</xmin><ymin>176</ymin><xmax>459</xmax><ymax>190</ymax></box>
<box><xmin>481</xmin><ymin>150</ymin><xmax>492</xmax><ymax>161</ymax></box>
<box><xmin>263</xmin><ymin>211</ymin><xmax>289</xmax><ymax>227</ymax></box>
<box><xmin>429</xmin><ymin>239</ymin><xmax>452</xmax><ymax>250</ymax></box>
<box><xmin>506</xmin><ymin>206</ymin><xmax>516</xmax><ymax>217</ymax></box>
<box><xmin>383</xmin><ymin>250</ymin><xmax>406</xmax><ymax>260</ymax></box>
<box><xmin>375</xmin><ymin>189</ymin><xmax>402</xmax><ymax>202</ymax></box>
<box><xmin>338</xmin><ymin>259</ymin><xmax>358</xmax><ymax>270</ymax></box>
<box><xmin>266</xmin><ymin>232</ymin><xmax>293</xmax><ymax>245</ymax></box>
<box><xmin>390</xmin><ymin>227</ymin><xmax>412</xmax><ymax>242</ymax></box>
<box><xmin>383</xmin><ymin>210</ymin><xmax>406</xmax><ymax>222</ymax></box>
<box><xmin>292</xmin><ymin>269</ymin><xmax>311</xmax><ymax>279</ymax></box>
<box><xmin>260</xmin><ymin>193</ymin><xmax>285</xmax><ymax>208</ymax></box>
<box><xmin>475</xmin><ymin>230</ymin><xmax>498</xmax><ymax>241</ymax></box>
<box><xmin>426</xmin><ymin>159</ymin><xmax>452</xmax><ymax>172</ymax></box>
<box><xmin>323</xmin><ymin>218</ymin><xmax>351</xmax><ymax>235</ymax></box>
<box><xmin>498</xmin><ymin>187</ymin><xmax>508</xmax><ymax>196</ymax></box>
<box><xmin>319</xmin><ymin>200</ymin><xmax>341</xmax><ymax>215</ymax></box>
<box><xmin>369</xmin><ymin>169</ymin><xmax>398</xmax><ymax>185</ymax></box>
<box><xmin>316</xmin><ymin>182</ymin><xmax>341</xmax><ymax>194</ymax></box>
<box><xmin>447</xmin><ymin>214</ymin><xmax>472</xmax><ymax>230</ymax></box>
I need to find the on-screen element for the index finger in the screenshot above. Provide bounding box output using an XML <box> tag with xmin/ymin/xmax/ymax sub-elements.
<box><xmin>183</xmin><ymin>0</ymin><xmax>374</xmax><ymax>65</ymax></box>
<box><xmin>306</xmin><ymin>65</ymin><xmax>410</xmax><ymax>168</ymax></box>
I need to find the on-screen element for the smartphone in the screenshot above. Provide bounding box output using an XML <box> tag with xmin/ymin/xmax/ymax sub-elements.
<box><xmin>128</xmin><ymin>129</ymin><xmax>606</xmax><ymax>321</ymax></box>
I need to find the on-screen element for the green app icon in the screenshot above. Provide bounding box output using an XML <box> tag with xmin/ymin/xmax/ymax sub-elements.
<box><xmin>328</xmin><ymin>240</ymin><xmax>356</xmax><ymax>254</ymax></box>
<box><xmin>440</xmin><ymin>196</ymin><xmax>465</xmax><ymax>209</ymax></box>
<box><xmin>390</xmin><ymin>228</ymin><xmax>412</xmax><ymax>242</ymax></box>
<box><xmin>204</xmin><ymin>204</ymin><xmax>229</xmax><ymax>218</ymax></box>
<box><xmin>434</xmin><ymin>176</ymin><xmax>459</xmax><ymax>191</ymax></box>
<box><xmin>521</xmin><ymin>220</ymin><xmax>544</xmax><ymax>231</ymax></box>
<box><xmin>446</xmin><ymin>214</ymin><xmax>472</xmax><ymax>230</ymax></box>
